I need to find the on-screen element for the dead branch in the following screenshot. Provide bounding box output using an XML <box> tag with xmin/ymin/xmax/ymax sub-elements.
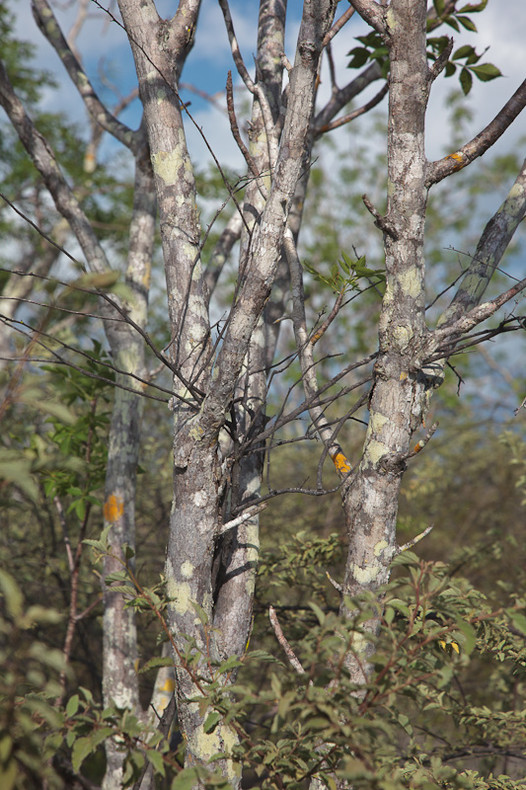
<box><xmin>426</xmin><ymin>79</ymin><xmax>526</xmax><ymax>186</ymax></box>
<box><xmin>269</xmin><ymin>606</ymin><xmax>306</xmax><ymax>675</ymax></box>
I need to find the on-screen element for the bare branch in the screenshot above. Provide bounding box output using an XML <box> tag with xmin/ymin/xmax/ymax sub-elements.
<box><xmin>427</xmin><ymin>275</ymin><xmax>526</xmax><ymax>356</ymax></box>
<box><xmin>218</xmin><ymin>504</ymin><xmax>267</xmax><ymax>535</ymax></box>
<box><xmin>318</xmin><ymin>82</ymin><xmax>388</xmax><ymax>135</ymax></box>
<box><xmin>217</xmin><ymin>0</ymin><xmax>257</xmax><ymax>93</ymax></box>
<box><xmin>349</xmin><ymin>0</ymin><xmax>387</xmax><ymax>35</ymax></box>
<box><xmin>362</xmin><ymin>193</ymin><xmax>399</xmax><ymax>240</ymax></box>
<box><xmin>426</xmin><ymin>79</ymin><xmax>526</xmax><ymax>186</ymax></box>
<box><xmin>314</xmin><ymin>62</ymin><xmax>384</xmax><ymax>136</ymax></box>
<box><xmin>397</xmin><ymin>524</ymin><xmax>434</xmax><ymax>554</ymax></box>
<box><xmin>284</xmin><ymin>227</ymin><xmax>353</xmax><ymax>479</ymax></box>
<box><xmin>437</xmin><ymin>158</ymin><xmax>526</xmax><ymax>329</ymax></box>
<box><xmin>323</xmin><ymin>5</ymin><xmax>356</xmax><ymax>47</ymax></box>
<box><xmin>204</xmin><ymin>211</ymin><xmax>243</xmax><ymax>299</ymax></box>
<box><xmin>226</xmin><ymin>71</ymin><xmax>262</xmax><ymax>185</ymax></box>
<box><xmin>0</xmin><ymin>63</ymin><xmax>109</xmax><ymax>275</ymax></box>
<box><xmin>269</xmin><ymin>606</ymin><xmax>306</xmax><ymax>675</ymax></box>
<box><xmin>31</xmin><ymin>0</ymin><xmax>140</xmax><ymax>151</ymax></box>
<box><xmin>428</xmin><ymin>36</ymin><xmax>453</xmax><ymax>82</ymax></box>
<box><xmin>309</xmin><ymin>286</ymin><xmax>345</xmax><ymax>346</ymax></box>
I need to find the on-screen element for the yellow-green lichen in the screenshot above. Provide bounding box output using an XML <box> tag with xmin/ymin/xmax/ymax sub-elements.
<box><xmin>398</xmin><ymin>267</ymin><xmax>422</xmax><ymax>298</ymax></box>
<box><xmin>369</xmin><ymin>412</ymin><xmax>389</xmax><ymax>435</ymax></box>
<box><xmin>367</xmin><ymin>439</ymin><xmax>389</xmax><ymax>465</ymax></box>
<box><xmin>180</xmin><ymin>561</ymin><xmax>194</xmax><ymax>579</ymax></box>
<box><xmin>151</xmin><ymin>149</ymin><xmax>183</xmax><ymax>186</ymax></box>
<box><xmin>166</xmin><ymin>577</ymin><xmax>192</xmax><ymax>614</ymax></box>
<box><xmin>351</xmin><ymin>561</ymin><xmax>380</xmax><ymax>585</ymax></box>
<box><xmin>393</xmin><ymin>325</ymin><xmax>412</xmax><ymax>351</ymax></box>
<box><xmin>188</xmin><ymin>725</ymin><xmax>240</xmax><ymax>781</ymax></box>
<box><xmin>508</xmin><ymin>181</ymin><xmax>524</xmax><ymax>199</ymax></box>
<box><xmin>374</xmin><ymin>539</ymin><xmax>389</xmax><ymax>558</ymax></box>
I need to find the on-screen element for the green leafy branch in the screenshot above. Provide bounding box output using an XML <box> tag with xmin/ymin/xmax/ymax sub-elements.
<box><xmin>347</xmin><ymin>1</ymin><xmax>501</xmax><ymax>96</ymax></box>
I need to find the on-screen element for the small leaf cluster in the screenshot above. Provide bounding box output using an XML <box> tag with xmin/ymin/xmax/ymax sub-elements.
<box><xmin>427</xmin><ymin>39</ymin><xmax>501</xmax><ymax>95</ymax></box>
<box><xmin>346</xmin><ymin>1</ymin><xmax>501</xmax><ymax>96</ymax></box>
<box><xmin>303</xmin><ymin>252</ymin><xmax>384</xmax><ymax>295</ymax></box>
<box><xmin>0</xmin><ymin>570</ymin><xmax>65</xmax><ymax>790</ymax></box>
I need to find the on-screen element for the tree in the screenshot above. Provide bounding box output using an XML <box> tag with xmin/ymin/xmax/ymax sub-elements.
<box><xmin>0</xmin><ymin>1</ymin><xmax>525</xmax><ymax>788</ymax></box>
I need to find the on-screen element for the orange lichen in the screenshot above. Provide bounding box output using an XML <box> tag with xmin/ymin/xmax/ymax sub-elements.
<box><xmin>332</xmin><ymin>451</ymin><xmax>352</xmax><ymax>475</ymax></box>
<box><xmin>446</xmin><ymin>151</ymin><xmax>465</xmax><ymax>170</ymax></box>
<box><xmin>103</xmin><ymin>494</ymin><xmax>124</xmax><ymax>523</ymax></box>
<box><xmin>161</xmin><ymin>677</ymin><xmax>175</xmax><ymax>693</ymax></box>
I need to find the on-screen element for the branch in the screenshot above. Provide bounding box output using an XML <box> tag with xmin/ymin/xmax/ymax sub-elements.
<box><xmin>218</xmin><ymin>503</ymin><xmax>267</xmax><ymax>535</ymax></box>
<box><xmin>284</xmin><ymin>227</ymin><xmax>353</xmax><ymax>479</ymax></box>
<box><xmin>309</xmin><ymin>286</ymin><xmax>345</xmax><ymax>346</ymax></box>
<box><xmin>362</xmin><ymin>193</ymin><xmax>399</xmax><ymax>239</ymax></box>
<box><xmin>314</xmin><ymin>61</ymin><xmax>383</xmax><ymax>137</ymax></box>
<box><xmin>323</xmin><ymin>5</ymin><xmax>355</xmax><ymax>47</ymax></box>
<box><xmin>268</xmin><ymin>606</ymin><xmax>306</xmax><ymax>675</ymax></box>
<box><xmin>349</xmin><ymin>0</ymin><xmax>387</xmax><ymax>35</ymax></box>
<box><xmin>225</xmin><ymin>71</ymin><xmax>262</xmax><ymax>185</ymax></box>
<box><xmin>199</xmin><ymin>0</ymin><xmax>338</xmax><ymax>438</ymax></box>
<box><xmin>318</xmin><ymin>82</ymin><xmax>388</xmax><ymax>135</ymax></box>
<box><xmin>31</xmin><ymin>0</ymin><xmax>140</xmax><ymax>152</ymax></box>
<box><xmin>204</xmin><ymin>211</ymin><xmax>243</xmax><ymax>300</ymax></box>
<box><xmin>437</xmin><ymin>158</ymin><xmax>526</xmax><ymax>329</ymax></box>
<box><xmin>427</xmin><ymin>275</ymin><xmax>526</xmax><ymax>357</ymax></box>
<box><xmin>0</xmin><ymin>62</ymin><xmax>109</xmax><ymax>275</ymax></box>
<box><xmin>426</xmin><ymin>79</ymin><xmax>526</xmax><ymax>186</ymax></box>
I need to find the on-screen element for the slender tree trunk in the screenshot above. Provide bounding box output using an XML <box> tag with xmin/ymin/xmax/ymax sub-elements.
<box><xmin>340</xmin><ymin>0</ymin><xmax>430</xmax><ymax>681</ymax></box>
<box><xmin>102</xmin><ymin>146</ymin><xmax>155</xmax><ymax>789</ymax></box>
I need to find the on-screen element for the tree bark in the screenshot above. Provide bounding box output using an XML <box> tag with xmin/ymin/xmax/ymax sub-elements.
<box><xmin>340</xmin><ymin>0</ymin><xmax>430</xmax><ymax>683</ymax></box>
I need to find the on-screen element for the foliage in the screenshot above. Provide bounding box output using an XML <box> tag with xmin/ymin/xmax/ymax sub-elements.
<box><xmin>0</xmin><ymin>570</ymin><xmax>65</xmax><ymax>790</ymax></box>
<box><xmin>346</xmin><ymin>1</ymin><xmax>501</xmax><ymax>95</ymax></box>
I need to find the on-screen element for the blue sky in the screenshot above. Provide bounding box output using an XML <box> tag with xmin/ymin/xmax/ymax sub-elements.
<box><xmin>13</xmin><ymin>0</ymin><xmax>526</xmax><ymax>172</ymax></box>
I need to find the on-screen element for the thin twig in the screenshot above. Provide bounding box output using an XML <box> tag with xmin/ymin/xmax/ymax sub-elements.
<box><xmin>397</xmin><ymin>525</ymin><xmax>434</xmax><ymax>554</ymax></box>
<box><xmin>269</xmin><ymin>606</ymin><xmax>306</xmax><ymax>675</ymax></box>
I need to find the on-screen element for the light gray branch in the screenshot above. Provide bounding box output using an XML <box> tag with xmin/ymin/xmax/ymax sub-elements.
<box><xmin>32</xmin><ymin>0</ymin><xmax>140</xmax><ymax>152</ymax></box>
<box><xmin>0</xmin><ymin>61</ymin><xmax>109</xmax><ymax>274</ymax></box>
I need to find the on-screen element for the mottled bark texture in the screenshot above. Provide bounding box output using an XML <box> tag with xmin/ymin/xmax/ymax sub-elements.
<box><xmin>118</xmin><ymin>0</ymin><xmax>337</xmax><ymax>782</ymax></box>
<box><xmin>212</xmin><ymin>0</ymin><xmax>287</xmax><ymax>667</ymax></box>
<box><xmin>0</xmin><ymin>12</ymin><xmax>155</xmax><ymax>784</ymax></box>
<box><xmin>101</xmin><ymin>155</ymin><xmax>155</xmax><ymax>790</ymax></box>
<box><xmin>340</xmin><ymin>0</ymin><xmax>431</xmax><ymax>682</ymax></box>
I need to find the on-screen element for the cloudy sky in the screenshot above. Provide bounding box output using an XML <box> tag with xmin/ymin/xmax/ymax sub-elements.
<box><xmin>12</xmin><ymin>0</ymin><xmax>526</xmax><ymax>173</ymax></box>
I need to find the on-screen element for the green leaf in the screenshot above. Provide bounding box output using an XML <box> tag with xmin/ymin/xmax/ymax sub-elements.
<box><xmin>509</xmin><ymin>610</ymin><xmax>526</xmax><ymax>635</ymax></box>
<box><xmin>217</xmin><ymin>655</ymin><xmax>242</xmax><ymax>674</ymax></box>
<box><xmin>203</xmin><ymin>711</ymin><xmax>221</xmax><ymax>734</ymax></box>
<box><xmin>0</xmin><ymin>570</ymin><xmax>24</xmax><ymax>618</ymax></box>
<box><xmin>71</xmin><ymin>736</ymin><xmax>95</xmax><ymax>773</ymax></box>
<box><xmin>66</xmin><ymin>694</ymin><xmax>80</xmax><ymax>718</ymax></box>
<box><xmin>171</xmin><ymin>767</ymin><xmax>200</xmax><ymax>789</ymax></box>
<box><xmin>191</xmin><ymin>601</ymin><xmax>209</xmax><ymax>627</ymax></box>
<box><xmin>470</xmin><ymin>63</ymin><xmax>502</xmax><ymax>81</ymax></box>
<box><xmin>433</xmin><ymin>0</ymin><xmax>446</xmax><ymax>14</ymax></box>
<box><xmin>139</xmin><ymin>656</ymin><xmax>175</xmax><ymax>674</ymax></box>
<box><xmin>458</xmin><ymin>1</ymin><xmax>487</xmax><ymax>10</ymax></box>
<box><xmin>347</xmin><ymin>47</ymin><xmax>370</xmax><ymax>69</ymax></box>
<box><xmin>146</xmin><ymin>748</ymin><xmax>166</xmax><ymax>777</ymax></box>
<box><xmin>459</xmin><ymin>67</ymin><xmax>473</xmax><ymax>95</ymax></box>
<box><xmin>454</xmin><ymin>617</ymin><xmax>477</xmax><ymax>655</ymax></box>
<box><xmin>444</xmin><ymin>16</ymin><xmax>460</xmax><ymax>31</ymax></box>
<box><xmin>452</xmin><ymin>45</ymin><xmax>475</xmax><ymax>60</ymax></box>
<box><xmin>456</xmin><ymin>15</ymin><xmax>477</xmax><ymax>31</ymax></box>
<box><xmin>308</xmin><ymin>601</ymin><xmax>326</xmax><ymax>625</ymax></box>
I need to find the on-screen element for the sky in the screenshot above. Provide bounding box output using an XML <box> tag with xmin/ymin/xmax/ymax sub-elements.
<box><xmin>6</xmin><ymin>0</ymin><xmax>526</xmax><ymax>412</ymax></box>
<box><xmin>11</xmin><ymin>0</ymin><xmax>526</xmax><ymax>174</ymax></box>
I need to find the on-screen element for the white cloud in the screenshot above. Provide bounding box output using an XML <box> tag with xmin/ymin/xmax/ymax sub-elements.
<box><xmin>7</xmin><ymin>1</ymin><xmax>526</xmax><ymax>171</ymax></box>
